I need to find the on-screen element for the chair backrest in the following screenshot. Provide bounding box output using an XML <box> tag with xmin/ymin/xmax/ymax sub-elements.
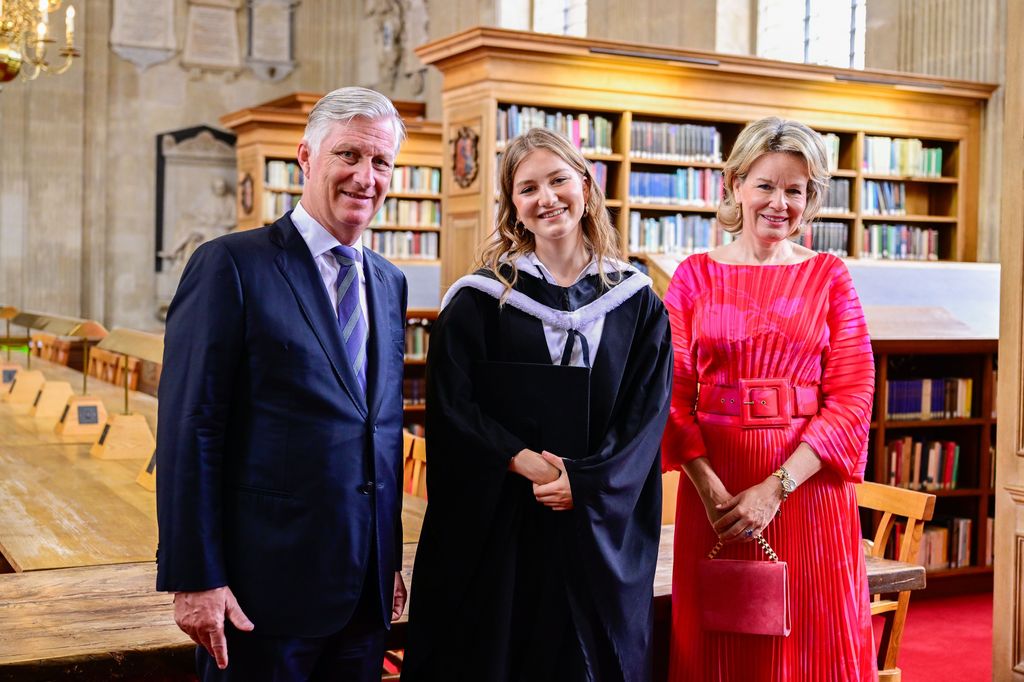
<box><xmin>662</xmin><ymin>470</ymin><xmax>680</xmax><ymax>525</ymax></box>
<box><xmin>855</xmin><ymin>481</ymin><xmax>936</xmax><ymax>563</ymax></box>
<box><xmin>408</xmin><ymin>435</ymin><xmax>428</xmax><ymax>499</ymax></box>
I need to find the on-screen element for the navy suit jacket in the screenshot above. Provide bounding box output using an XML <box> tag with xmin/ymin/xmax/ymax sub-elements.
<box><xmin>155</xmin><ymin>213</ymin><xmax>408</xmax><ymax>638</ymax></box>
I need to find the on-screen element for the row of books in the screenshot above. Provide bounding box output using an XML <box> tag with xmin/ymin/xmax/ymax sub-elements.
<box><xmin>403</xmin><ymin>378</ymin><xmax>425</xmax><ymax>406</ymax></box>
<box><xmin>590</xmin><ymin>161</ymin><xmax>609</xmax><ymax>194</ymax></box>
<box><xmin>886</xmin><ymin>437</ymin><xmax>963</xmax><ymax>490</ymax></box>
<box><xmin>892</xmin><ymin>517</ymin><xmax>993</xmax><ymax>570</ymax></box>
<box><xmin>821</xmin><ymin>133</ymin><xmax>841</xmax><ymax>173</ymax></box>
<box><xmin>627</xmin><ymin>213</ymin><xmax>732</xmax><ymax>254</ymax></box>
<box><xmin>390</xmin><ymin>166</ymin><xmax>441</xmax><ymax>194</ymax></box>
<box><xmin>404</xmin><ymin>318</ymin><xmax>432</xmax><ymax>361</ymax></box>
<box><xmin>265</xmin><ymin>160</ymin><xmax>303</xmax><ymax>189</ymax></box>
<box><xmin>363</xmin><ymin>230</ymin><xmax>439</xmax><ymax>260</ymax></box>
<box><xmin>629</xmin><ymin>121</ymin><xmax>723</xmax><ymax>163</ymax></box>
<box><xmin>862</xmin><ymin>180</ymin><xmax>907</xmax><ymax>216</ymax></box>
<box><xmin>369</xmin><ymin>198</ymin><xmax>441</xmax><ymax>228</ymax></box>
<box><xmin>885</xmin><ymin>377</ymin><xmax>974</xmax><ymax>420</ymax></box>
<box><xmin>791</xmin><ymin>221</ymin><xmax>849</xmax><ymax>257</ymax></box>
<box><xmin>861</xmin><ymin>225</ymin><xmax>940</xmax><ymax>261</ymax></box>
<box><xmin>819</xmin><ymin>178</ymin><xmax>851</xmax><ymax>214</ymax></box>
<box><xmin>497</xmin><ymin>105</ymin><xmax>614</xmax><ymax>154</ymax></box>
<box><xmin>862</xmin><ymin>136</ymin><xmax>945</xmax><ymax>177</ymax></box>
<box><xmin>919</xmin><ymin>519</ymin><xmax>973</xmax><ymax>570</ymax></box>
<box><xmin>628</xmin><ymin>168</ymin><xmax>723</xmax><ymax>206</ymax></box>
<box><xmin>263</xmin><ymin>191</ymin><xmax>296</xmax><ymax>224</ymax></box>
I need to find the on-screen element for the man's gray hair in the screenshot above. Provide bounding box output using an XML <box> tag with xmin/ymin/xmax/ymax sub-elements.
<box><xmin>303</xmin><ymin>86</ymin><xmax>407</xmax><ymax>155</ymax></box>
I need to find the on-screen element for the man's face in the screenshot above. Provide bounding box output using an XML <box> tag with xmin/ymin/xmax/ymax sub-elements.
<box><xmin>297</xmin><ymin>117</ymin><xmax>397</xmax><ymax>245</ymax></box>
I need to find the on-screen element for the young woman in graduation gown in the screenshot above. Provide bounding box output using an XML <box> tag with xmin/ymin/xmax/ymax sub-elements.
<box><xmin>662</xmin><ymin>117</ymin><xmax>876</xmax><ymax>681</ymax></box>
<box><xmin>401</xmin><ymin>128</ymin><xmax>673</xmax><ymax>682</ymax></box>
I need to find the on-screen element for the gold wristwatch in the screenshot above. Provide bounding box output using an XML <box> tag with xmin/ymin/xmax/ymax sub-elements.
<box><xmin>772</xmin><ymin>466</ymin><xmax>797</xmax><ymax>502</ymax></box>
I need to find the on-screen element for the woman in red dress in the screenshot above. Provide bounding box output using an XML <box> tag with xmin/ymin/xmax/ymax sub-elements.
<box><xmin>663</xmin><ymin>117</ymin><xmax>877</xmax><ymax>681</ymax></box>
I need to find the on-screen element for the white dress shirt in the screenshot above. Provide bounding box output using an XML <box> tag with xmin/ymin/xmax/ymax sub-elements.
<box><xmin>291</xmin><ymin>201</ymin><xmax>370</xmax><ymax>333</ymax></box>
<box><xmin>519</xmin><ymin>252</ymin><xmax>625</xmax><ymax>368</ymax></box>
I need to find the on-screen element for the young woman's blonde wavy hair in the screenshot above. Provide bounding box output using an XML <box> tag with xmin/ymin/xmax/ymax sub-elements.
<box><xmin>717</xmin><ymin>117</ymin><xmax>831</xmax><ymax>237</ymax></box>
<box><xmin>479</xmin><ymin>127</ymin><xmax>621</xmax><ymax>301</ymax></box>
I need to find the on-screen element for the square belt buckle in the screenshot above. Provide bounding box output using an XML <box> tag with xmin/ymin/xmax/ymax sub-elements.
<box><xmin>738</xmin><ymin>378</ymin><xmax>792</xmax><ymax>428</ymax></box>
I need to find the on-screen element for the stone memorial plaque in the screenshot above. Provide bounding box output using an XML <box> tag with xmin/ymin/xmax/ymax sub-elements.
<box><xmin>247</xmin><ymin>0</ymin><xmax>297</xmax><ymax>81</ymax></box>
<box><xmin>111</xmin><ymin>0</ymin><xmax>177</xmax><ymax>70</ymax></box>
<box><xmin>183</xmin><ymin>4</ymin><xmax>242</xmax><ymax>71</ymax></box>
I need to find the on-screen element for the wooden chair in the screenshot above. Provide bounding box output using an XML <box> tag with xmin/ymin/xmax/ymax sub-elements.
<box><xmin>662</xmin><ymin>470</ymin><xmax>680</xmax><ymax>525</ymax></box>
<box><xmin>855</xmin><ymin>481</ymin><xmax>936</xmax><ymax>682</ymax></box>
<box><xmin>407</xmin><ymin>434</ymin><xmax>428</xmax><ymax>499</ymax></box>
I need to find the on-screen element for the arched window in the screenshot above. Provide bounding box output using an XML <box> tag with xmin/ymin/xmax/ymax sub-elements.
<box><xmin>757</xmin><ymin>0</ymin><xmax>866</xmax><ymax>69</ymax></box>
<box><xmin>500</xmin><ymin>0</ymin><xmax>587</xmax><ymax>37</ymax></box>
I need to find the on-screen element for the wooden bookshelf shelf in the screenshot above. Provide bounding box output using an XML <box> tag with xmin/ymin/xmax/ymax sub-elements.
<box><xmin>605</xmin><ymin>199</ymin><xmax>623</xmax><ymax>208</ymax></box>
<box><xmin>390</xmin><ymin>258</ymin><xmax>441</xmax><ymax>265</ymax></box>
<box><xmin>370</xmin><ymin>225</ymin><xmax>442</xmax><ymax>232</ymax></box>
<box><xmin>861</xmin><ymin>173</ymin><xmax>959</xmax><ymax>184</ymax></box>
<box><xmin>404</xmin><ymin>357</ymin><xmax>427</xmax><ymax>365</ymax></box>
<box><xmin>417</xmin><ymin>27</ymin><xmax>993</xmax><ymax>285</ymax></box>
<box><xmin>817</xmin><ymin>212</ymin><xmax>858</xmax><ymax>220</ymax></box>
<box><xmin>403</xmin><ymin>403</ymin><xmax>426</xmax><ymax>412</ymax></box>
<box><xmin>630</xmin><ymin>203</ymin><xmax>718</xmax><ymax>213</ymax></box>
<box><xmin>388</xmin><ymin>192</ymin><xmax>443</xmax><ymax>200</ymax></box>
<box><xmin>628</xmin><ymin>157</ymin><xmax>725</xmax><ymax>169</ymax></box>
<box><xmin>861</xmin><ymin>214</ymin><xmax>958</xmax><ymax>224</ymax></box>
<box><xmin>884</xmin><ymin>418</ymin><xmax>988</xmax><ymax>428</ymax></box>
<box><xmin>265</xmin><ymin>186</ymin><xmax>304</xmax><ymax>194</ymax></box>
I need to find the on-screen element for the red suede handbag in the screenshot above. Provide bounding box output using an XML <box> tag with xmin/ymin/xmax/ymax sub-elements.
<box><xmin>696</xmin><ymin>535</ymin><xmax>791</xmax><ymax>637</ymax></box>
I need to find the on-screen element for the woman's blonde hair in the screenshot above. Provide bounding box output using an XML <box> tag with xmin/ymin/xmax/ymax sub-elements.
<box><xmin>479</xmin><ymin>128</ymin><xmax>620</xmax><ymax>299</ymax></box>
<box><xmin>717</xmin><ymin>117</ymin><xmax>831</xmax><ymax>236</ymax></box>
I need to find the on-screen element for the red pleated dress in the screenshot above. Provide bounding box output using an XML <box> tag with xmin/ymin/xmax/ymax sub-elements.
<box><xmin>662</xmin><ymin>252</ymin><xmax>877</xmax><ymax>682</ymax></box>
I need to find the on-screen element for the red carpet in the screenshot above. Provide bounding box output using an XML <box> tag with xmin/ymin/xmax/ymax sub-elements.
<box><xmin>873</xmin><ymin>592</ymin><xmax>991</xmax><ymax>681</ymax></box>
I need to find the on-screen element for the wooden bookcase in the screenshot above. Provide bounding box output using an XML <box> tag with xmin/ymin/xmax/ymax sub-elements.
<box><xmin>416</xmin><ymin>27</ymin><xmax>995</xmax><ymax>290</ymax></box>
<box><xmin>220</xmin><ymin>93</ymin><xmax>443</xmax><ymax>420</ymax></box>
<box><xmin>870</xmin><ymin>337</ymin><xmax>996</xmax><ymax>596</ymax></box>
<box><xmin>220</xmin><ymin>92</ymin><xmax>443</xmax><ymax>267</ymax></box>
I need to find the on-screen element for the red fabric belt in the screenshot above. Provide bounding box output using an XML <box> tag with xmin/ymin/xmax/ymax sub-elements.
<box><xmin>697</xmin><ymin>379</ymin><xmax>820</xmax><ymax>428</ymax></box>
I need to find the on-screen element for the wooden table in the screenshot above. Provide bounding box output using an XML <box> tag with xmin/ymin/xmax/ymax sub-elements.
<box><xmin>0</xmin><ymin>355</ymin><xmax>157</xmax><ymax>432</ymax></box>
<box><xmin>0</xmin><ymin>521</ymin><xmax>923</xmax><ymax>681</ymax></box>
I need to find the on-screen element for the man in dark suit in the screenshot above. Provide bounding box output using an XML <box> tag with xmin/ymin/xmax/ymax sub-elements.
<box><xmin>156</xmin><ymin>87</ymin><xmax>410</xmax><ymax>681</ymax></box>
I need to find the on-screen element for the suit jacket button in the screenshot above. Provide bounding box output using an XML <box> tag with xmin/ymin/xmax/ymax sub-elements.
<box><xmin>358</xmin><ymin>481</ymin><xmax>375</xmax><ymax>495</ymax></box>
<box><xmin>373</xmin><ymin>424</ymin><xmax>378</xmax><ymax>433</ymax></box>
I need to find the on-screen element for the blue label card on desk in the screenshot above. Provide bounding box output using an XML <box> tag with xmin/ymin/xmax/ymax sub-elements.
<box><xmin>78</xmin><ymin>405</ymin><xmax>99</xmax><ymax>425</ymax></box>
<box><xmin>2</xmin><ymin>369</ymin><xmax>15</xmax><ymax>383</ymax></box>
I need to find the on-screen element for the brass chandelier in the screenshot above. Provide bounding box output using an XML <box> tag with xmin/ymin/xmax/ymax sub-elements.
<box><xmin>0</xmin><ymin>0</ymin><xmax>79</xmax><ymax>89</ymax></box>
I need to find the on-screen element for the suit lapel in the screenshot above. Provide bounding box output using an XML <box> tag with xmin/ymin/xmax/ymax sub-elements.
<box><xmin>363</xmin><ymin>251</ymin><xmax>392</xmax><ymax>422</ymax></box>
<box><xmin>272</xmin><ymin>217</ymin><xmax>368</xmax><ymax>417</ymax></box>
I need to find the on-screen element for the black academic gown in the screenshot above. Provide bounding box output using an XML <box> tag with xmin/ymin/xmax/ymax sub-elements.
<box><xmin>402</xmin><ymin>266</ymin><xmax>673</xmax><ymax>682</ymax></box>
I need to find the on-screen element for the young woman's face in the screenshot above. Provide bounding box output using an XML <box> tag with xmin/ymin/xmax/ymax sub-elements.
<box><xmin>511</xmin><ymin>149</ymin><xmax>589</xmax><ymax>249</ymax></box>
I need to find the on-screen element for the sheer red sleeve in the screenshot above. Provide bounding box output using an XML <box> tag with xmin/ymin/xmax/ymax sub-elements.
<box><xmin>662</xmin><ymin>262</ymin><xmax>708</xmax><ymax>471</ymax></box>
<box><xmin>801</xmin><ymin>261</ymin><xmax>875</xmax><ymax>481</ymax></box>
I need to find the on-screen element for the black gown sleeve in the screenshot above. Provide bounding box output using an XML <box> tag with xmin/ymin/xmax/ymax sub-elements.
<box><xmin>559</xmin><ymin>286</ymin><xmax>674</xmax><ymax>680</ymax></box>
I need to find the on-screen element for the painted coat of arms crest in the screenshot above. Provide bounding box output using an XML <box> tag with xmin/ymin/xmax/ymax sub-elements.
<box><xmin>451</xmin><ymin>126</ymin><xmax>479</xmax><ymax>189</ymax></box>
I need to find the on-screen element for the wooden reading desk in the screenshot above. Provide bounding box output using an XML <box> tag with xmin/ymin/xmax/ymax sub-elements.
<box><xmin>0</xmin><ymin>520</ymin><xmax>922</xmax><ymax>681</ymax></box>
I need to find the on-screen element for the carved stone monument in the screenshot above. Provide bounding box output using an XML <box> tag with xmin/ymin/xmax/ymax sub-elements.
<box><xmin>156</xmin><ymin>128</ymin><xmax>237</xmax><ymax>320</ymax></box>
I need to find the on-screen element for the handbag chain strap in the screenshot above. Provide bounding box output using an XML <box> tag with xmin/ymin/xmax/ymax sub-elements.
<box><xmin>707</xmin><ymin>535</ymin><xmax>779</xmax><ymax>562</ymax></box>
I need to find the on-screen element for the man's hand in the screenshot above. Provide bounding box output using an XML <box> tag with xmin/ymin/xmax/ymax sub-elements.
<box><xmin>532</xmin><ymin>451</ymin><xmax>573</xmax><ymax>510</ymax></box>
<box><xmin>173</xmin><ymin>586</ymin><xmax>254</xmax><ymax>670</ymax></box>
<box><xmin>392</xmin><ymin>571</ymin><xmax>407</xmax><ymax>622</ymax></box>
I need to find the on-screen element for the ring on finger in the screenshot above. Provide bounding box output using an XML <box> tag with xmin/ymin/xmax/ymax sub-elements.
<box><xmin>743</xmin><ymin>528</ymin><xmax>754</xmax><ymax>538</ymax></box>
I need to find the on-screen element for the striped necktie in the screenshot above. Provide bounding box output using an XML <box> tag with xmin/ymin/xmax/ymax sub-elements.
<box><xmin>330</xmin><ymin>245</ymin><xmax>368</xmax><ymax>395</ymax></box>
